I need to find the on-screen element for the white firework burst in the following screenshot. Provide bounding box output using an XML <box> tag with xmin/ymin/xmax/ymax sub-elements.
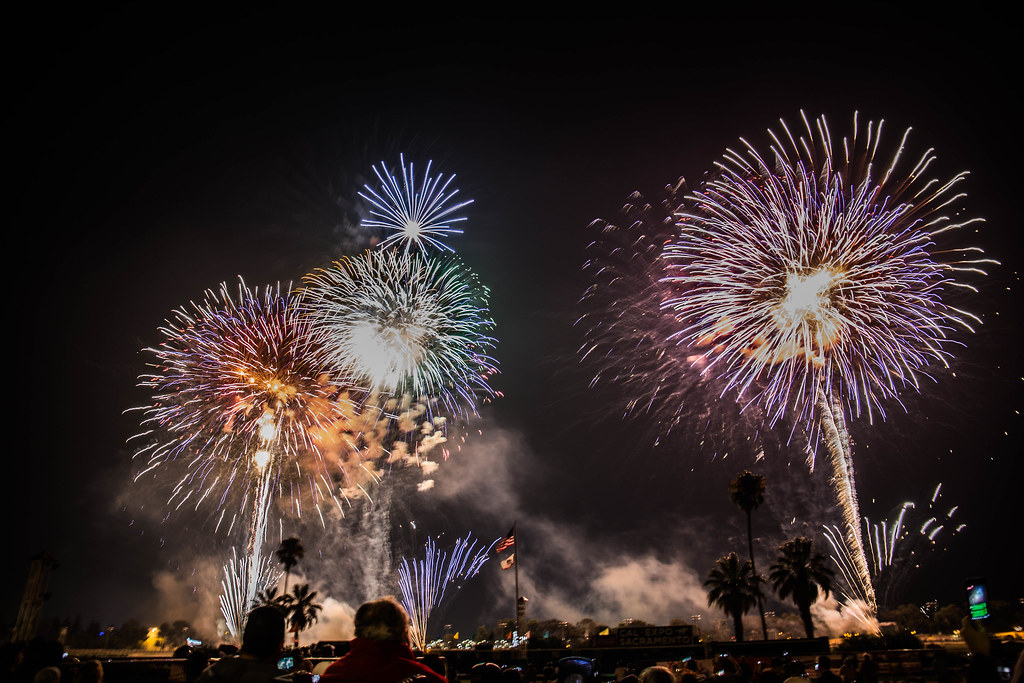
<box><xmin>359</xmin><ymin>154</ymin><xmax>473</xmax><ymax>252</ymax></box>
<box><xmin>301</xmin><ymin>249</ymin><xmax>497</xmax><ymax>418</ymax></box>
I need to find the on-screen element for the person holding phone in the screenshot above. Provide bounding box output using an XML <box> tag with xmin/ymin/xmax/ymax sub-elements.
<box><xmin>960</xmin><ymin>617</ymin><xmax>1001</xmax><ymax>683</ymax></box>
<box><xmin>814</xmin><ymin>656</ymin><xmax>842</xmax><ymax>683</ymax></box>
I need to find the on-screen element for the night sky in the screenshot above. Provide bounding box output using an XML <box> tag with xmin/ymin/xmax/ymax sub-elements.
<box><xmin>9</xmin><ymin>8</ymin><xmax>1021</xmax><ymax>641</ymax></box>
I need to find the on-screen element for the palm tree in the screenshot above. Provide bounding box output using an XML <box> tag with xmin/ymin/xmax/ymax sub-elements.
<box><xmin>729</xmin><ymin>471</ymin><xmax>769</xmax><ymax>639</ymax></box>
<box><xmin>284</xmin><ymin>582</ymin><xmax>323</xmax><ymax>647</ymax></box>
<box><xmin>704</xmin><ymin>552</ymin><xmax>763</xmax><ymax>642</ymax></box>
<box><xmin>251</xmin><ymin>586</ymin><xmax>288</xmax><ymax>611</ymax></box>
<box><xmin>275</xmin><ymin>537</ymin><xmax>305</xmax><ymax>596</ymax></box>
<box><xmin>768</xmin><ymin>536</ymin><xmax>835</xmax><ymax>638</ymax></box>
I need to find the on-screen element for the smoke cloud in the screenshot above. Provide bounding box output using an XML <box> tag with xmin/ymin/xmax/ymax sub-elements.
<box><xmin>421</xmin><ymin>422</ymin><xmax>722</xmax><ymax>628</ymax></box>
<box><xmin>294</xmin><ymin>595</ymin><xmax>356</xmax><ymax>643</ymax></box>
<box><xmin>149</xmin><ymin>557</ymin><xmax>226</xmax><ymax>643</ymax></box>
<box><xmin>137</xmin><ymin>410</ymin><xmax>861</xmax><ymax>641</ymax></box>
<box><xmin>812</xmin><ymin>596</ymin><xmax>880</xmax><ymax>637</ymax></box>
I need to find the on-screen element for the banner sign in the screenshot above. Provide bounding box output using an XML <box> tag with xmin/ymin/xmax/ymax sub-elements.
<box><xmin>616</xmin><ymin>625</ymin><xmax>695</xmax><ymax>647</ymax></box>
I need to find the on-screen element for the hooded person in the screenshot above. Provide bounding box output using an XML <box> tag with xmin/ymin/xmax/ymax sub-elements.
<box><xmin>319</xmin><ymin>597</ymin><xmax>446</xmax><ymax>683</ymax></box>
<box><xmin>196</xmin><ymin>606</ymin><xmax>286</xmax><ymax>683</ymax></box>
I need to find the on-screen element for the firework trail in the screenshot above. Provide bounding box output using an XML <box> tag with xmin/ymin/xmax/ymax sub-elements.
<box><xmin>825</xmin><ymin>482</ymin><xmax>965</xmax><ymax>615</ymax></box>
<box><xmin>219</xmin><ymin>545</ymin><xmax>279</xmax><ymax>640</ymax></box>
<box><xmin>359</xmin><ymin>154</ymin><xmax>473</xmax><ymax>253</ymax></box>
<box><xmin>397</xmin><ymin>534</ymin><xmax>495</xmax><ymax>650</ymax></box>
<box><xmin>301</xmin><ymin>250</ymin><xmax>498</xmax><ymax>420</ymax></box>
<box><xmin>220</xmin><ymin>432</ymin><xmax>281</xmax><ymax>641</ymax></box>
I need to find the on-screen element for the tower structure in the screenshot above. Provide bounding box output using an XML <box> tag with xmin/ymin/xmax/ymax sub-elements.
<box><xmin>12</xmin><ymin>552</ymin><xmax>59</xmax><ymax>642</ymax></box>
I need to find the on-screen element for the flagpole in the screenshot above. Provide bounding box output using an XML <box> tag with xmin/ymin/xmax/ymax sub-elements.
<box><xmin>513</xmin><ymin>521</ymin><xmax>520</xmax><ymax>645</ymax></box>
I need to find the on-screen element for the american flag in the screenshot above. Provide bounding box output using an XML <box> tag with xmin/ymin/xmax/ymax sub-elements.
<box><xmin>495</xmin><ymin>527</ymin><xmax>515</xmax><ymax>553</ymax></box>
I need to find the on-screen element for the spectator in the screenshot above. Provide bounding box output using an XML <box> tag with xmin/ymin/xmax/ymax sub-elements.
<box><xmin>471</xmin><ymin>662</ymin><xmax>501</xmax><ymax>682</ymax></box>
<box><xmin>1009</xmin><ymin>648</ymin><xmax>1024</xmax><ymax>683</ymax></box>
<box><xmin>557</xmin><ymin>657</ymin><xmax>598</xmax><ymax>682</ymax></box>
<box><xmin>31</xmin><ymin>669</ymin><xmax>59</xmax><ymax>683</ymax></box>
<box><xmin>639</xmin><ymin>666</ymin><xmax>675</xmax><ymax>683</ymax></box>
<box><xmin>418</xmin><ymin>653</ymin><xmax>447</xmax><ymax>681</ymax></box>
<box><xmin>1</xmin><ymin>643</ymin><xmax>24</xmax><ymax>682</ymax></box>
<box><xmin>684</xmin><ymin>658</ymin><xmax>709</xmax><ymax>681</ymax></box>
<box><xmin>715</xmin><ymin>656</ymin><xmax>744</xmax><ymax>683</ymax></box>
<box><xmin>759</xmin><ymin>658</ymin><xmax>786</xmax><ymax>683</ymax></box>
<box><xmin>185</xmin><ymin>649</ymin><xmax>212</xmax><ymax>683</ymax></box>
<box><xmin>319</xmin><ymin>597</ymin><xmax>446</xmax><ymax>683</ymax></box>
<box><xmin>959</xmin><ymin>617</ymin><xmax>1000</xmax><ymax>683</ymax></box>
<box><xmin>857</xmin><ymin>654</ymin><xmax>879</xmax><ymax>683</ymax></box>
<box><xmin>815</xmin><ymin>656</ymin><xmax>842</xmax><ymax>683</ymax></box>
<box><xmin>783</xmin><ymin>660</ymin><xmax>810</xmax><ymax>683</ymax></box>
<box><xmin>79</xmin><ymin>660</ymin><xmax>103</xmax><ymax>683</ymax></box>
<box><xmin>838</xmin><ymin>657</ymin><xmax>857</xmax><ymax>683</ymax></box>
<box><xmin>195</xmin><ymin>606</ymin><xmax>286</xmax><ymax>683</ymax></box>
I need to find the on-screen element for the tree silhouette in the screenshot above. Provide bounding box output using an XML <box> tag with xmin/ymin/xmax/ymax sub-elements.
<box><xmin>729</xmin><ymin>470</ymin><xmax>769</xmax><ymax>639</ymax></box>
<box><xmin>251</xmin><ymin>586</ymin><xmax>289</xmax><ymax>611</ymax></box>
<box><xmin>283</xmin><ymin>582</ymin><xmax>323</xmax><ymax>647</ymax></box>
<box><xmin>705</xmin><ymin>552</ymin><xmax>763</xmax><ymax>642</ymax></box>
<box><xmin>768</xmin><ymin>536</ymin><xmax>834</xmax><ymax>638</ymax></box>
<box><xmin>275</xmin><ymin>537</ymin><xmax>305</xmax><ymax>596</ymax></box>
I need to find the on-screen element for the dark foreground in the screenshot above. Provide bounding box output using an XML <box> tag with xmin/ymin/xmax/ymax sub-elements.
<box><xmin>57</xmin><ymin>637</ymin><xmax>1023</xmax><ymax>683</ymax></box>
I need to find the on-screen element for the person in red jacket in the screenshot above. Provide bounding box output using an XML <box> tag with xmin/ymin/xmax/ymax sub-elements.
<box><xmin>319</xmin><ymin>597</ymin><xmax>446</xmax><ymax>683</ymax></box>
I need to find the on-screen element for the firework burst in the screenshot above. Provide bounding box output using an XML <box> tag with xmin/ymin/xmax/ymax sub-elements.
<box><xmin>129</xmin><ymin>278</ymin><xmax>419</xmax><ymax>639</ymax></box>
<box><xmin>219</xmin><ymin>546</ymin><xmax>278</xmax><ymax>640</ymax></box>
<box><xmin>397</xmin><ymin>534</ymin><xmax>494</xmax><ymax>650</ymax></box>
<box><xmin>301</xmin><ymin>249</ymin><xmax>498</xmax><ymax>419</ymax></box>
<box><xmin>358</xmin><ymin>154</ymin><xmax>473</xmax><ymax>253</ymax></box>
<box><xmin>663</xmin><ymin>112</ymin><xmax>989</xmax><ymax>429</ymax></box>
<box><xmin>130</xmin><ymin>155</ymin><xmax>496</xmax><ymax>641</ymax></box>
<box><xmin>583</xmin><ymin>111</ymin><xmax>991</xmax><ymax>615</ymax></box>
<box><xmin>661</xmin><ymin>112</ymin><xmax>991</xmax><ymax>612</ymax></box>
<box><xmin>130</xmin><ymin>278</ymin><xmax>377</xmax><ymax>529</ymax></box>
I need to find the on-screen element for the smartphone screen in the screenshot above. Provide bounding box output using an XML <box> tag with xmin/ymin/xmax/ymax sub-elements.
<box><xmin>278</xmin><ymin>656</ymin><xmax>295</xmax><ymax>671</ymax></box>
<box><xmin>965</xmin><ymin>578</ymin><xmax>989</xmax><ymax>620</ymax></box>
